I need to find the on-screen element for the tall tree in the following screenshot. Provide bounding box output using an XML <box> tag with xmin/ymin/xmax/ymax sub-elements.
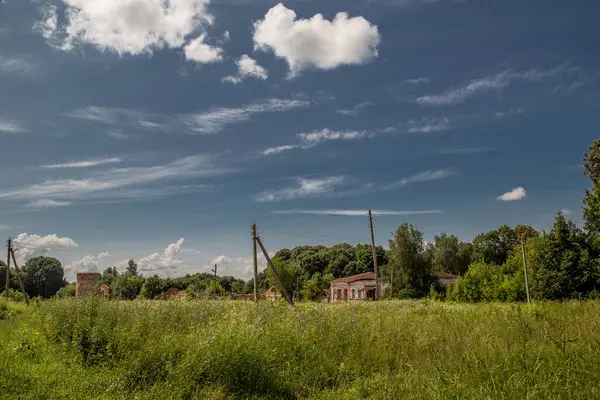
<box><xmin>101</xmin><ymin>267</ymin><xmax>119</xmax><ymax>286</ymax></box>
<box><xmin>126</xmin><ymin>259</ymin><xmax>138</xmax><ymax>276</ymax></box>
<box><xmin>388</xmin><ymin>223</ymin><xmax>431</xmax><ymax>297</ymax></box>
<box><xmin>21</xmin><ymin>256</ymin><xmax>66</xmax><ymax>298</ymax></box>
<box><xmin>426</xmin><ymin>233</ymin><xmax>471</xmax><ymax>275</ymax></box>
<box><xmin>583</xmin><ymin>140</ymin><xmax>600</xmax><ymax>236</ymax></box>
<box><xmin>472</xmin><ymin>225</ymin><xmax>518</xmax><ymax>265</ymax></box>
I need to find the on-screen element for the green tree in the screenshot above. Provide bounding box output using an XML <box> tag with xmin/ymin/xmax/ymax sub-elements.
<box><xmin>111</xmin><ymin>274</ymin><xmax>143</xmax><ymax>300</ymax></box>
<box><xmin>264</xmin><ymin>258</ymin><xmax>301</xmax><ymax>299</ymax></box>
<box><xmin>55</xmin><ymin>283</ymin><xmax>76</xmax><ymax>298</ymax></box>
<box><xmin>101</xmin><ymin>267</ymin><xmax>119</xmax><ymax>286</ymax></box>
<box><xmin>472</xmin><ymin>225</ymin><xmax>518</xmax><ymax>265</ymax></box>
<box><xmin>300</xmin><ymin>272</ymin><xmax>334</xmax><ymax>300</ymax></box>
<box><xmin>126</xmin><ymin>259</ymin><xmax>138</xmax><ymax>276</ymax></box>
<box><xmin>21</xmin><ymin>256</ymin><xmax>66</xmax><ymax>298</ymax></box>
<box><xmin>388</xmin><ymin>223</ymin><xmax>432</xmax><ymax>298</ymax></box>
<box><xmin>426</xmin><ymin>233</ymin><xmax>471</xmax><ymax>275</ymax></box>
<box><xmin>583</xmin><ymin>140</ymin><xmax>600</xmax><ymax>235</ymax></box>
<box><xmin>139</xmin><ymin>275</ymin><xmax>169</xmax><ymax>299</ymax></box>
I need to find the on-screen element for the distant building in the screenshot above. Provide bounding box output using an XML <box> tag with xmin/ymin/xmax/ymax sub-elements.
<box><xmin>76</xmin><ymin>273</ymin><xmax>101</xmax><ymax>298</ymax></box>
<box><xmin>312</xmin><ymin>289</ymin><xmax>330</xmax><ymax>303</ymax></box>
<box><xmin>330</xmin><ymin>272</ymin><xmax>377</xmax><ymax>302</ymax></box>
<box><xmin>99</xmin><ymin>283</ymin><xmax>112</xmax><ymax>297</ymax></box>
<box><xmin>264</xmin><ymin>285</ymin><xmax>281</xmax><ymax>301</ymax></box>
<box><xmin>433</xmin><ymin>271</ymin><xmax>459</xmax><ymax>287</ymax></box>
<box><xmin>155</xmin><ymin>287</ymin><xmax>186</xmax><ymax>300</ymax></box>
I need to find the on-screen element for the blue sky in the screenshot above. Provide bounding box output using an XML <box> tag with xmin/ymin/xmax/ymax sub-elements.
<box><xmin>0</xmin><ymin>0</ymin><xmax>598</xmax><ymax>280</ymax></box>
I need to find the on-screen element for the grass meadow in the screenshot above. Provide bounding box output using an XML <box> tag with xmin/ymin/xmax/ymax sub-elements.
<box><xmin>1</xmin><ymin>299</ymin><xmax>599</xmax><ymax>399</ymax></box>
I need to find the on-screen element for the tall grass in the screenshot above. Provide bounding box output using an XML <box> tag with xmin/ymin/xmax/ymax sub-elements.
<box><xmin>1</xmin><ymin>299</ymin><xmax>599</xmax><ymax>399</ymax></box>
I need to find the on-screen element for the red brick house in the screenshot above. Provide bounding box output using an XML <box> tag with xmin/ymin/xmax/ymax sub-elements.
<box><xmin>99</xmin><ymin>283</ymin><xmax>112</xmax><ymax>297</ymax></box>
<box><xmin>155</xmin><ymin>287</ymin><xmax>186</xmax><ymax>300</ymax></box>
<box><xmin>312</xmin><ymin>289</ymin><xmax>330</xmax><ymax>303</ymax></box>
<box><xmin>264</xmin><ymin>285</ymin><xmax>281</xmax><ymax>301</ymax></box>
<box><xmin>433</xmin><ymin>271</ymin><xmax>459</xmax><ymax>287</ymax></box>
<box><xmin>330</xmin><ymin>272</ymin><xmax>377</xmax><ymax>302</ymax></box>
<box><xmin>76</xmin><ymin>272</ymin><xmax>101</xmax><ymax>298</ymax></box>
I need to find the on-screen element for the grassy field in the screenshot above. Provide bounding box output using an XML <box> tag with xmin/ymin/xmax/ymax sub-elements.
<box><xmin>1</xmin><ymin>299</ymin><xmax>599</xmax><ymax>399</ymax></box>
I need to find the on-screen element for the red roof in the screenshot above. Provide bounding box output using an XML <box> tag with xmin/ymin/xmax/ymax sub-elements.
<box><xmin>434</xmin><ymin>271</ymin><xmax>459</xmax><ymax>279</ymax></box>
<box><xmin>332</xmin><ymin>272</ymin><xmax>376</xmax><ymax>284</ymax></box>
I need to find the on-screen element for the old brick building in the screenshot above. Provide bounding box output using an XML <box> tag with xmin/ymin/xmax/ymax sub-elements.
<box><xmin>76</xmin><ymin>272</ymin><xmax>102</xmax><ymax>298</ymax></box>
<box><xmin>330</xmin><ymin>272</ymin><xmax>377</xmax><ymax>302</ymax></box>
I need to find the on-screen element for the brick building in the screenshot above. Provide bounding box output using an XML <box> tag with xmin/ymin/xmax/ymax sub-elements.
<box><xmin>76</xmin><ymin>272</ymin><xmax>102</xmax><ymax>298</ymax></box>
<box><xmin>433</xmin><ymin>271</ymin><xmax>459</xmax><ymax>287</ymax></box>
<box><xmin>330</xmin><ymin>272</ymin><xmax>377</xmax><ymax>302</ymax></box>
<box><xmin>264</xmin><ymin>285</ymin><xmax>281</xmax><ymax>301</ymax></box>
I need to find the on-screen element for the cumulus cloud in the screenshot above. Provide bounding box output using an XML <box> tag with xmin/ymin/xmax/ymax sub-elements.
<box><xmin>13</xmin><ymin>233</ymin><xmax>79</xmax><ymax>262</ymax></box>
<box><xmin>211</xmin><ymin>255</ymin><xmax>232</xmax><ymax>265</ymax></box>
<box><xmin>41</xmin><ymin>158</ymin><xmax>122</xmax><ymax>169</ymax></box>
<box><xmin>184</xmin><ymin>33</ymin><xmax>223</xmax><ymax>63</ymax></box>
<box><xmin>253</xmin><ymin>3</ymin><xmax>380</xmax><ymax>75</ymax></box>
<box><xmin>273</xmin><ymin>209</ymin><xmax>442</xmax><ymax>216</ymax></box>
<box><xmin>0</xmin><ymin>119</ymin><xmax>27</xmax><ymax>133</ymax></box>
<box><xmin>65</xmin><ymin>252</ymin><xmax>110</xmax><ymax>273</ymax></box>
<box><xmin>223</xmin><ymin>54</ymin><xmax>268</xmax><ymax>84</ymax></box>
<box><xmin>497</xmin><ymin>187</ymin><xmax>526</xmax><ymax>201</ymax></box>
<box><xmin>417</xmin><ymin>65</ymin><xmax>573</xmax><ymax>106</ymax></box>
<box><xmin>35</xmin><ymin>0</ymin><xmax>215</xmax><ymax>56</ymax></box>
<box><xmin>116</xmin><ymin>239</ymin><xmax>186</xmax><ymax>274</ymax></box>
<box><xmin>256</xmin><ymin>176</ymin><xmax>346</xmax><ymax>202</ymax></box>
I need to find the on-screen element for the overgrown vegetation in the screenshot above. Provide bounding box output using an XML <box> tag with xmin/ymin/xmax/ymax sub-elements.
<box><xmin>1</xmin><ymin>299</ymin><xmax>599</xmax><ymax>399</ymax></box>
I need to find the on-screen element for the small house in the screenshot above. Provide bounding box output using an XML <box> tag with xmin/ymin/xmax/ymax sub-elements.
<box><xmin>330</xmin><ymin>272</ymin><xmax>377</xmax><ymax>302</ymax></box>
<box><xmin>99</xmin><ymin>283</ymin><xmax>112</xmax><ymax>297</ymax></box>
<box><xmin>155</xmin><ymin>287</ymin><xmax>186</xmax><ymax>300</ymax></box>
<box><xmin>264</xmin><ymin>285</ymin><xmax>281</xmax><ymax>301</ymax></box>
<box><xmin>312</xmin><ymin>289</ymin><xmax>330</xmax><ymax>303</ymax></box>
<box><xmin>433</xmin><ymin>271</ymin><xmax>459</xmax><ymax>287</ymax></box>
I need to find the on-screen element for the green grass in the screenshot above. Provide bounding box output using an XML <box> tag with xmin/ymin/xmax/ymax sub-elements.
<box><xmin>1</xmin><ymin>299</ymin><xmax>599</xmax><ymax>399</ymax></box>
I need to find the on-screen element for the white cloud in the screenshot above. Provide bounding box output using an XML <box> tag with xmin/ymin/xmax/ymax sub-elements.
<box><xmin>407</xmin><ymin>117</ymin><xmax>451</xmax><ymax>133</ymax></box>
<box><xmin>262</xmin><ymin>145</ymin><xmax>300</xmax><ymax>156</ymax></box>
<box><xmin>253</xmin><ymin>3</ymin><xmax>380</xmax><ymax>75</ymax></box>
<box><xmin>13</xmin><ymin>233</ymin><xmax>79</xmax><ymax>262</ymax></box>
<box><xmin>184</xmin><ymin>33</ymin><xmax>224</xmax><ymax>63</ymax></box>
<box><xmin>256</xmin><ymin>176</ymin><xmax>345</xmax><ymax>202</ymax></box>
<box><xmin>41</xmin><ymin>158</ymin><xmax>122</xmax><ymax>169</ymax></box>
<box><xmin>400</xmin><ymin>77</ymin><xmax>431</xmax><ymax>86</ymax></box>
<box><xmin>107</xmin><ymin>130</ymin><xmax>131</xmax><ymax>140</ymax></box>
<box><xmin>181</xmin><ymin>98</ymin><xmax>309</xmax><ymax>134</ymax></box>
<box><xmin>124</xmin><ymin>238</ymin><xmax>186</xmax><ymax>274</ymax></box>
<box><xmin>0</xmin><ymin>155</ymin><xmax>232</xmax><ymax>203</ymax></box>
<box><xmin>138</xmin><ymin>120</ymin><xmax>164</xmax><ymax>128</ymax></box>
<box><xmin>497</xmin><ymin>187</ymin><xmax>526</xmax><ymax>201</ymax></box>
<box><xmin>0</xmin><ymin>56</ymin><xmax>33</xmax><ymax>75</ymax></box>
<box><xmin>385</xmin><ymin>169</ymin><xmax>456</xmax><ymax>189</ymax></box>
<box><xmin>37</xmin><ymin>0</ymin><xmax>214</xmax><ymax>56</ymax></box>
<box><xmin>299</xmin><ymin>128</ymin><xmax>368</xmax><ymax>144</ymax></box>
<box><xmin>222</xmin><ymin>54</ymin><xmax>268</xmax><ymax>84</ymax></box>
<box><xmin>211</xmin><ymin>255</ymin><xmax>232</xmax><ymax>265</ymax></box>
<box><xmin>0</xmin><ymin>119</ymin><xmax>26</xmax><ymax>133</ymax></box>
<box><xmin>26</xmin><ymin>199</ymin><xmax>72</xmax><ymax>208</ymax></box>
<box><xmin>65</xmin><ymin>252</ymin><xmax>110</xmax><ymax>273</ymax></box>
<box><xmin>560</xmin><ymin>208</ymin><xmax>572</xmax><ymax>215</ymax></box>
<box><xmin>65</xmin><ymin>106</ymin><xmax>143</xmax><ymax>124</ymax></box>
<box><xmin>335</xmin><ymin>102</ymin><xmax>372</xmax><ymax>116</ymax></box>
<box><xmin>417</xmin><ymin>65</ymin><xmax>572</xmax><ymax>106</ymax></box>
<box><xmin>273</xmin><ymin>209</ymin><xmax>442</xmax><ymax>216</ymax></box>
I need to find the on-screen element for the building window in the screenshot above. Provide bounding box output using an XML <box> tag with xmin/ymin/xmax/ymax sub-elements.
<box><xmin>352</xmin><ymin>289</ymin><xmax>356</xmax><ymax>299</ymax></box>
<box><xmin>337</xmin><ymin>289</ymin><xmax>341</xmax><ymax>300</ymax></box>
<box><xmin>358</xmin><ymin>290</ymin><xmax>362</xmax><ymax>299</ymax></box>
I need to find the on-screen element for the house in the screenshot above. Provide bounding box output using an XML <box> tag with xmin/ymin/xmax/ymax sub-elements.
<box><xmin>264</xmin><ymin>285</ymin><xmax>281</xmax><ymax>301</ymax></box>
<box><xmin>99</xmin><ymin>283</ymin><xmax>112</xmax><ymax>297</ymax></box>
<box><xmin>312</xmin><ymin>289</ymin><xmax>330</xmax><ymax>303</ymax></box>
<box><xmin>330</xmin><ymin>272</ymin><xmax>378</xmax><ymax>302</ymax></box>
<box><xmin>155</xmin><ymin>287</ymin><xmax>186</xmax><ymax>300</ymax></box>
<box><xmin>433</xmin><ymin>271</ymin><xmax>459</xmax><ymax>287</ymax></box>
<box><xmin>76</xmin><ymin>272</ymin><xmax>101</xmax><ymax>298</ymax></box>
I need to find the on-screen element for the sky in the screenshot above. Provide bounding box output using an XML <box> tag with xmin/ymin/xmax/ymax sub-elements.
<box><xmin>0</xmin><ymin>0</ymin><xmax>598</xmax><ymax>281</ymax></box>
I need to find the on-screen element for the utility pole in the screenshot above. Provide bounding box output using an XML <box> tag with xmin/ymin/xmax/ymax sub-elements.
<box><xmin>5</xmin><ymin>238</ymin><xmax>10</xmax><ymax>299</ymax></box>
<box><xmin>252</xmin><ymin>223</ymin><xmax>259</xmax><ymax>302</ymax></box>
<box><xmin>10</xmin><ymin>248</ymin><xmax>29</xmax><ymax>305</ymax></box>
<box><xmin>521</xmin><ymin>238</ymin><xmax>531</xmax><ymax>304</ymax></box>
<box><xmin>211</xmin><ymin>264</ymin><xmax>218</xmax><ymax>277</ymax></box>
<box><xmin>254</xmin><ymin>234</ymin><xmax>294</xmax><ymax>306</ymax></box>
<box><xmin>368</xmin><ymin>210</ymin><xmax>380</xmax><ymax>300</ymax></box>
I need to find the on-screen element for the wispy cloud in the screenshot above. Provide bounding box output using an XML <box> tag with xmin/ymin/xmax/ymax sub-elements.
<box><xmin>560</xmin><ymin>208</ymin><xmax>572</xmax><ymax>215</ymax></box>
<box><xmin>41</xmin><ymin>158</ymin><xmax>122</xmax><ymax>169</ymax></box>
<box><xmin>65</xmin><ymin>106</ymin><xmax>147</xmax><ymax>124</ymax></box>
<box><xmin>336</xmin><ymin>102</ymin><xmax>373</xmax><ymax>116</ymax></box>
<box><xmin>1</xmin><ymin>155</ymin><xmax>233</xmax><ymax>204</ymax></box>
<box><xmin>407</xmin><ymin>117</ymin><xmax>451</xmax><ymax>133</ymax></box>
<box><xmin>181</xmin><ymin>99</ymin><xmax>309</xmax><ymax>134</ymax></box>
<box><xmin>256</xmin><ymin>176</ymin><xmax>346</xmax><ymax>202</ymax></box>
<box><xmin>261</xmin><ymin>145</ymin><xmax>302</xmax><ymax>156</ymax></box>
<box><xmin>26</xmin><ymin>199</ymin><xmax>72</xmax><ymax>208</ymax></box>
<box><xmin>0</xmin><ymin>56</ymin><xmax>32</xmax><ymax>75</ymax></box>
<box><xmin>400</xmin><ymin>77</ymin><xmax>431</xmax><ymax>86</ymax></box>
<box><xmin>298</xmin><ymin>128</ymin><xmax>369</xmax><ymax>144</ymax></box>
<box><xmin>0</xmin><ymin>119</ymin><xmax>27</xmax><ymax>133</ymax></box>
<box><xmin>417</xmin><ymin>65</ymin><xmax>573</xmax><ymax>106</ymax></box>
<box><xmin>497</xmin><ymin>187</ymin><xmax>526</xmax><ymax>201</ymax></box>
<box><xmin>273</xmin><ymin>209</ymin><xmax>442</xmax><ymax>216</ymax></box>
<box><xmin>385</xmin><ymin>169</ymin><xmax>456</xmax><ymax>190</ymax></box>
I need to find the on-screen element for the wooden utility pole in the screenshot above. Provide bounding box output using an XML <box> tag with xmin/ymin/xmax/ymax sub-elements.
<box><xmin>521</xmin><ymin>238</ymin><xmax>531</xmax><ymax>304</ymax></box>
<box><xmin>10</xmin><ymin>248</ymin><xmax>29</xmax><ymax>305</ymax></box>
<box><xmin>252</xmin><ymin>223</ymin><xmax>259</xmax><ymax>302</ymax></box>
<box><xmin>5</xmin><ymin>238</ymin><xmax>10</xmax><ymax>299</ymax></box>
<box><xmin>211</xmin><ymin>264</ymin><xmax>218</xmax><ymax>277</ymax></box>
<box><xmin>368</xmin><ymin>210</ymin><xmax>380</xmax><ymax>300</ymax></box>
<box><xmin>255</xmin><ymin>235</ymin><xmax>294</xmax><ymax>306</ymax></box>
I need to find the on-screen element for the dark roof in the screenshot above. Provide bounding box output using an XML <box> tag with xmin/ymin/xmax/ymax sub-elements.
<box><xmin>433</xmin><ymin>271</ymin><xmax>459</xmax><ymax>280</ymax></box>
<box><xmin>332</xmin><ymin>272</ymin><xmax>376</xmax><ymax>284</ymax></box>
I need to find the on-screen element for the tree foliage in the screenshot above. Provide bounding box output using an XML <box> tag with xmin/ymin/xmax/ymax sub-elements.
<box><xmin>21</xmin><ymin>257</ymin><xmax>66</xmax><ymax>298</ymax></box>
<box><xmin>388</xmin><ymin>223</ymin><xmax>431</xmax><ymax>297</ymax></box>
